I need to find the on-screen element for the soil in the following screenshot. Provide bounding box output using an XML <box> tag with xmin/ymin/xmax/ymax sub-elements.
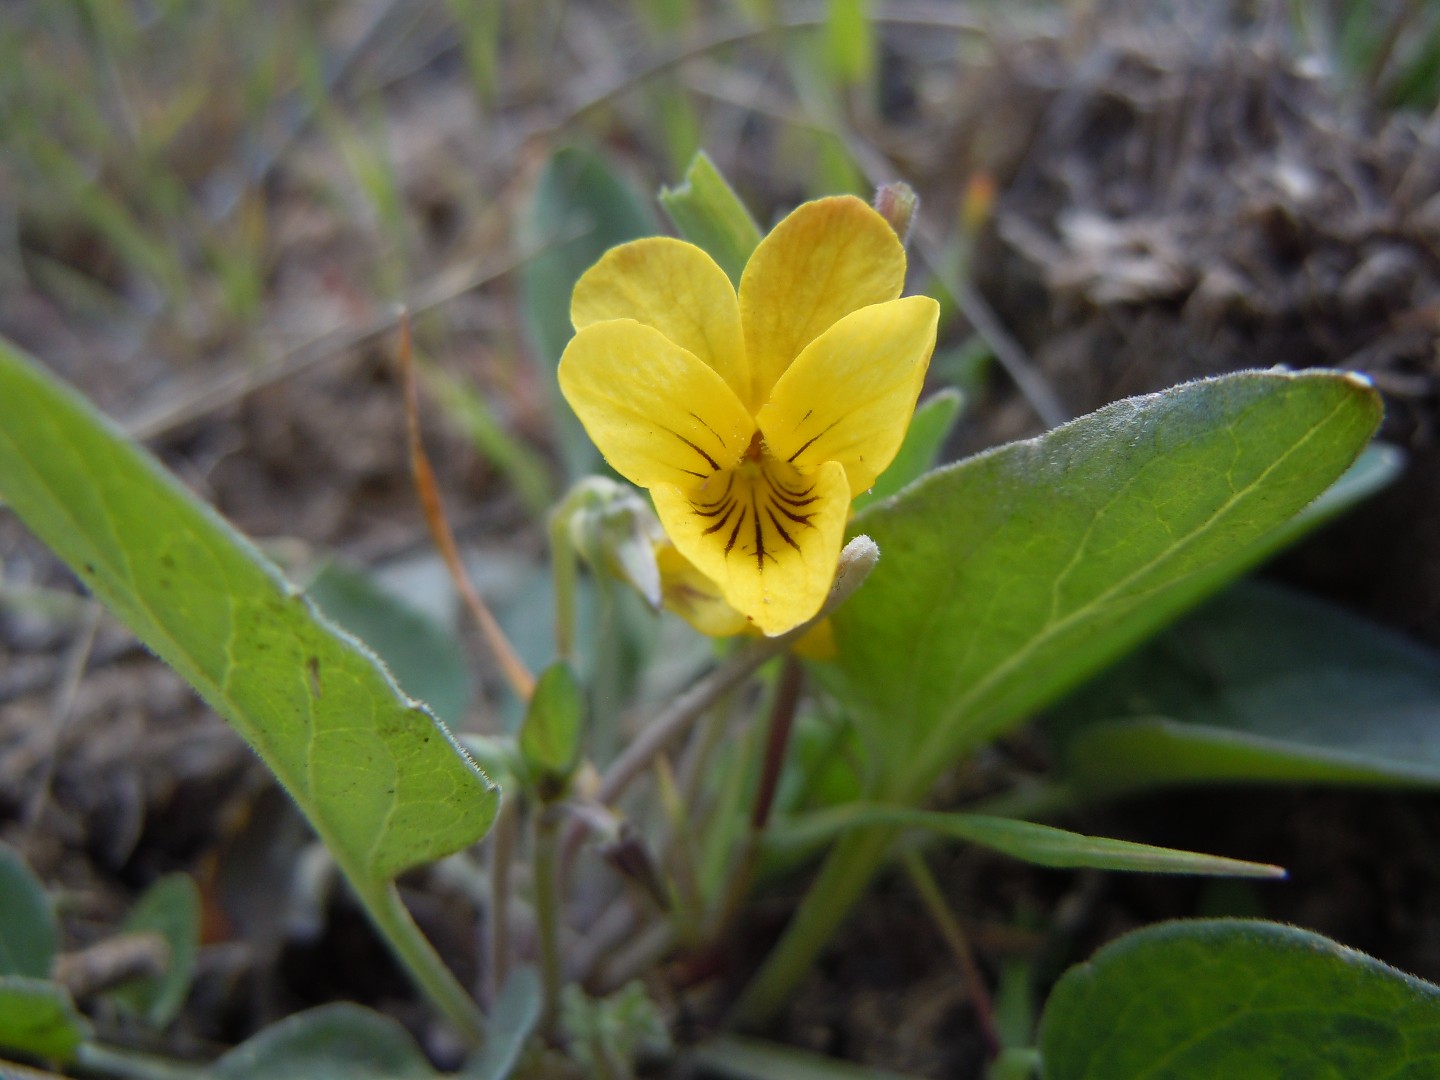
<box><xmin>2</xmin><ymin>4</ymin><xmax>1439</xmax><ymax>1077</ymax></box>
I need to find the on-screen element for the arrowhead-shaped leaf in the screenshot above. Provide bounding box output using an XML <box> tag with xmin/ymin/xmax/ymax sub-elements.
<box><xmin>0</xmin><ymin>339</ymin><xmax>498</xmax><ymax>883</ymax></box>
<box><xmin>829</xmin><ymin>370</ymin><xmax>1382</xmax><ymax>800</ymax></box>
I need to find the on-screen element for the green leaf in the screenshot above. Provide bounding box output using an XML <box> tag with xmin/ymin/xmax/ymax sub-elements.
<box><xmin>766</xmin><ymin>805</ymin><xmax>1282</xmax><ymax>878</ymax></box>
<box><xmin>213</xmin><ymin>1003</ymin><xmax>437</xmax><ymax>1080</ymax></box>
<box><xmin>735</xmin><ymin>372</ymin><xmax>1381</xmax><ymax>1026</ymax></box>
<box><xmin>1039</xmin><ymin>919</ymin><xmax>1440</xmax><ymax>1079</ymax></box>
<box><xmin>306</xmin><ymin>558</ymin><xmax>474</xmax><ymax>727</ymax></box>
<box><xmin>0</xmin><ymin>845</ymin><xmax>58</xmax><ymax>978</ymax></box>
<box><xmin>464</xmin><ymin>967</ymin><xmax>542</xmax><ymax>1080</ymax></box>
<box><xmin>829</xmin><ymin>370</ymin><xmax>1382</xmax><ymax>798</ymax></box>
<box><xmin>0</xmin><ymin>976</ymin><xmax>90</xmax><ymax>1064</ymax></box>
<box><xmin>658</xmin><ymin>150</ymin><xmax>762</xmax><ymax>286</ymax></box>
<box><xmin>0</xmin><ymin>339</ymin><xmax>498</xmax><ymax>882</ymax></box>
<box><xmin>109</xmin><ymin>873</ymin><xmax>199</xmax><ymax>1027</ymax></box>
<box><xmin>852</xmin><ymin>388</ymin><xmax>964</xmax><ymax>512</ymax></box>
<box><xmin>519</xmin><ymin>661</ymin><xmax>584</xmax><ymax>791</ymax></box>
<box><xmin>1054</xmin><ymin>579</ymin><xmax>1440</xmax><ymax>797</ymax></box>
<box><xmin>519</xmin><ymin>147</ymin><xmax>656</xmax><ymax>479</ymax></box>
<box><xmin>688</xmin><ymin>1035</ymin><xmax>924</xmax><ymax>1080</ymax></box>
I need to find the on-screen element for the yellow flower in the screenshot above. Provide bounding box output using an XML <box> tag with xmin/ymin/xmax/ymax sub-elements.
<box><xmin>558</xmin><ymin>195</ymin><xmax>939</xmax><ymax>636</ymax></box>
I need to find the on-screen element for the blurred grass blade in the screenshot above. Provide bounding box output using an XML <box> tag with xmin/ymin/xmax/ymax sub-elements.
<box><xmin>767</xmin><ymin>805</ymin><xmax>1283</xmax><ymax>878</ymax></box>
<box><xmin>446</xmin><ymin>0</ymin><xmax>502</xmax><ymax>109</ymax></box>
<box><xmin>423</xmin><ymin>365</ymin><xmax>555</xmax><ymax>516</ymax></box>
<box><xmin>823</xmin><ymin>0</ymin><xmax>874</xmax><ymax>86</ymax></box>
<box><xmin>0</xmin><ymin>339</ymin><xmax>498</xmax><ymax>880</ymax></box>
<box><xmin>659</xmin><ymin>150</ymin><xmax>762</xmax><ymax>285</ymax></box>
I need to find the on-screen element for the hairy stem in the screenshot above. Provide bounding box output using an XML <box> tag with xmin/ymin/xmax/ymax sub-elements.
<box><xmin>350</xmin><ymin>876</ymin><xmax>488</xmax><ymax>1047</ymax></box>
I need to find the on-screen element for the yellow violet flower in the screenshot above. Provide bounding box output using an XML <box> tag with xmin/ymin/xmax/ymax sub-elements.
<box><xmin>558</xmin><ymin>195</ymin><xmax>939</xmax><ymax>636</ymax></box>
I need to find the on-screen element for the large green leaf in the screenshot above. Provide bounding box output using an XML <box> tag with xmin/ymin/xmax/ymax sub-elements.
<box><xmin>829</xmin><ymin>370</ymin><xmax>1382</xmax><ymax>798</ymax></box>
<box><xmin>306</xmin><ymin>558</ymin><xmax>474</xmax><ymax>727</ymax></box>
<box><xmin>1039</xmin><ymin>919</ymin><xmax>1440</xmax><ymax>1079</ymax></box>
<box><xmin>213</xmin><ymin>1004</ymin><xmax>437</xmax><ymax>1080</ymax></box>
<box><xmin>1054</xmin><ymin>579</ymin><xmax>1440</xmax><ymax>796</ymax></box>
<box><xmin>0</xmin><ymin>845</ymin><xmax>58</xmax><ymax>979</ymax></box>
<box><xmin>0</xmin><ymin>340</ymin><xmax>498</xmax><ymax>882</ymax></box>
<box><xmin>518</xmin><ymin>146</ymin><xmax>656</xmax><ymax>479</ymax></box>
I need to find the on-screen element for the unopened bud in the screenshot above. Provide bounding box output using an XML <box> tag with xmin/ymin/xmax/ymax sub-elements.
<box><xmin>600</xmin><ymin>822</ymin><xmax>670</xmax><ymax>912</ymax></box>
<box><xmin>874</xmin><ymin>181</ymin><xmax>919</xmax><ymax>245</ymax></box>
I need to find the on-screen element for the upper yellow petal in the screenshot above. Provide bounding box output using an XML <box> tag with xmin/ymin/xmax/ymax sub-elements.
<box><xmin>559</xmin><ymin>319</ymin><xmax>756</xmax><ymax>491</ymax></box>
<box><xmin>571</xmin><ymin>237</ymin><xmax>749</xmax><ymax>403</ymax></box>
<box><xmin>757</xmin><ymin>295</ymin><xmax>939</xmax><ymax>498</ymax></box>
<box><xmin>737</xmin><ymin>196</ymin><xmax>907</xmax><ymax>408</ymax></box>
<box><xmin>651</xmin><ymin>458</ymin><xmax>850</xmax><ymax>637</ymax></box>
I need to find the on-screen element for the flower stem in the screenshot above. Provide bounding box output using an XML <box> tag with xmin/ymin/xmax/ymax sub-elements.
<box><xmin>728</xmin><ymin>823</ymin><xmax>896</xmax><ymax>1028</ymax></box>
<box><xmin>485</xmin><ymin>794</ymin><xmax>519</xmax><ymax>1007</ymax></box>
<box><xmin>348</xmin><ymin>875</ymin><xmax>489</xmax><ymax>1048</ymax></box>
<box><xmin>533</xmin><ymin>805</ymin><xmax>564</xmax><ymax>1037</ymax></box>
<box><xmin>901</xmin><ymin>847</ymin><xmax>1000</xmax><ymax>1058</ymax></box>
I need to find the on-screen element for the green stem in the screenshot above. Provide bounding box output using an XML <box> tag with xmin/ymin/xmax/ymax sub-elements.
<box><xmin>727</xmin><ymin>823</ymin><xmax>897</xmax><ymax>1027</ymax></box>
<box><xmin>487</xmin><ymin>794</ymin><xmax>520</xmax><ymax>1006</ymax></box>
<box><xmin>548</xmin><ymin>509</ymin><xmax>579</xmax><ymax>663</ymax></box>
<box><xmin>347</xmin><ymin>874</ymin><xmax>488</xmax><ymax>1048</ymax></box>
<box><xmin>533</xmin><ymin>806</ymin><xmax>564</xmax><ymax>1036</ymax></box>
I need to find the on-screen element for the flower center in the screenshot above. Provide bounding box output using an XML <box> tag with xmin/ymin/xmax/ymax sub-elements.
<box><xmin>688</xmin><ymin>446</ymin><xmax>821</xmax><ymax>573</ymax></box>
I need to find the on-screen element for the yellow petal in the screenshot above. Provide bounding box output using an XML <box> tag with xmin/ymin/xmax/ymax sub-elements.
<box><xmin>757</xmin><ymin>295</ymin><xmax>939</xmax><ymax>498</ymax></box>
<box><xmin>738</xmin><ymin>196</ymin><xmax>907</xmax><ymax>407</ymax></box>
<box><xmin>559</xmin><ymin>319</ymin><xmax>756</xmax><ymax>490</ymax></box>
<box><xmin>571</xmin><ymin>237</ymin><xmax>749</xmax><ymax>402</ymax></box>
<box><xmin>655</xmin><ymin>544</ymin><xmax>752</xmax><ymax>638</ymax></box>
<box><xmin>651</xmin><ymin>458</ymin><xmax>850</xmax><ymax>637</ymax></box>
